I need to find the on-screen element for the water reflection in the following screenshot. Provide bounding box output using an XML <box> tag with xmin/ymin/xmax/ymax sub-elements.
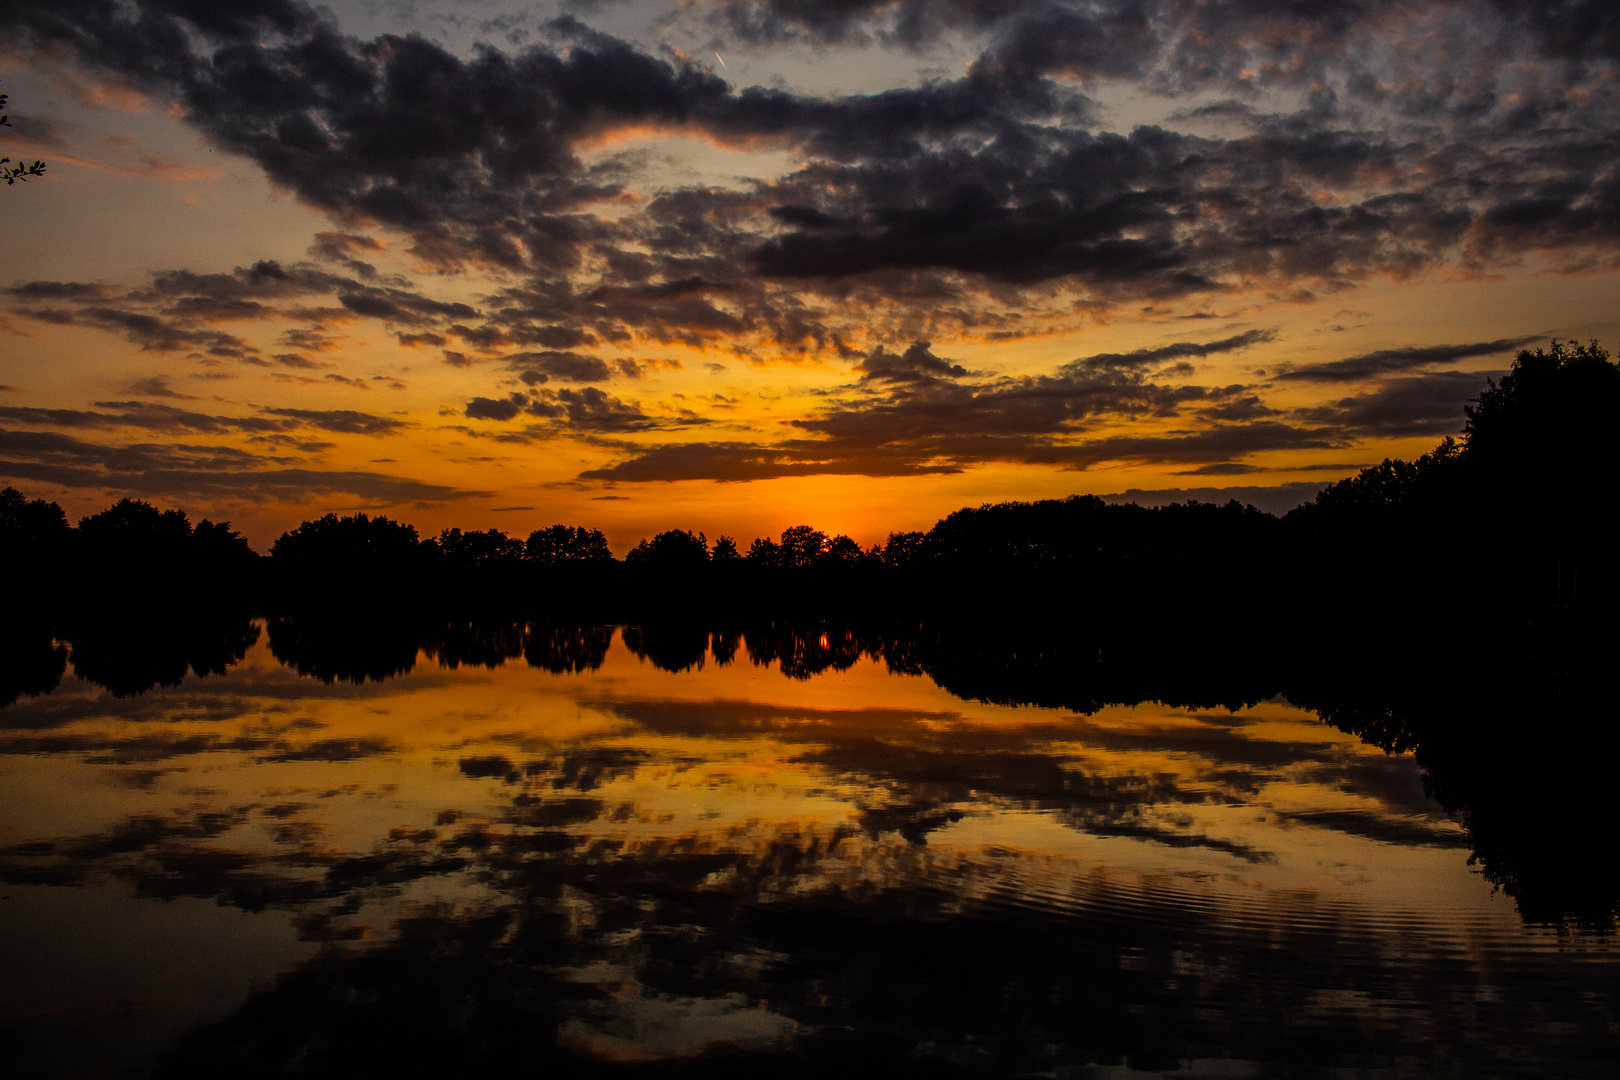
<box><xmin>1</xmin><ymin>618</ymin><xmax>1615</xmax><ymax>1076</ymax></box>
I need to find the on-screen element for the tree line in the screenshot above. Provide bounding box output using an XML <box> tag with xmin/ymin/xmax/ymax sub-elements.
<box><xmin>5</xmin><ymin>340</ymin><xmax>1616</xmax><ymax>626</ymax></box>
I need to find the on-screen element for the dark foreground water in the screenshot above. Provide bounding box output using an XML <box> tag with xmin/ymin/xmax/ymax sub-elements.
<box><xmin>2</xmin><ymin>620</ymin><xmax>1615</xmax><ymax>1078</ymax></box>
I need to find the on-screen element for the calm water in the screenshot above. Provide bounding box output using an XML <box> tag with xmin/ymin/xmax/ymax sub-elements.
<box><xmin>1</xmin><ymin>620</ymin><xmax>1615</xmax><ymax>1077</ymax></box>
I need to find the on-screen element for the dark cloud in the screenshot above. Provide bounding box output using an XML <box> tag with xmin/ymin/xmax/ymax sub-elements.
<box><xmin>258</xmin><ymin>408</ymin><xmax>410</xmax><ymax>436</ymax></box>
<box><xmin>0</xmin><ymin>427</ymin><xmax>479</xmax><ymax>503</ymax></box>
<box><xmin>856</xmin><ymin>340</ymin><xmax>969</xmax><ymax>384</ymax></box>
<box><xmin>579</xmin><ymin>439</ymin><xmax>963</xmax><ymax>482</ymax></box>
<box><xmin>705</xmin><ymin>0</ymin><xmax>1009</xmax><ymax>46</ymax></box>
<box><xmin>465</xmin><ymin>386</ymin><xmax>693</xmax><ymax>433</ymax></box>
<box><xmin>309</xmin><ymin>231</ymin><xmax>383</xmax><ymax>277</ymax></box>
<box><xmin>1292</xmin><ymin>370</ymin><xmax>1500</xmax><ymax>438</ymax></box>
<box><xmin>6</xmin><ymin>0</ymin><xmax>1613</xmax><ymax>327</ymax></box>
<box><xmin>17</xmin><ymin>303</ymin><xmax>260</xmax><ymax>359</ymax></box>
<box><xmin>466</xmin><ymin>395</ymin><xmax>525</xmax><ymax>422</ymax></box>
<box><xmin>2</xmin><ymin>0</ymin><xmax>1616</xmax><ymax>488</ymax></box>
<box><xmin>578</xmin><ymin>412</ymin><xmax>1338</xmax><ymax>482</ymax></box>
<box><xmin>1275</xmin><ymin>338</ymin><xmax>1537</xmax><ymax>382</ymax></box>
<box><xmin>507</xmin><ymin>350</ymin><xmax>614</xmax><ymax>384</ymax></box>
<box><xmin>135</xmin><ymin>261</ymin><xmax>350</xmax><ymax>303</ymax></box>
<box><xmin>1035</xmin><ymin>421</ymin><xmax>1341</xmax><ymax>470</ymax></box>
<box><xmin>3</xmin><ymin>264</ymin><xmax>486</xmax><ymax>380</ymax></box>
<box><xmin>5</xmin><ymin>281</ymin><xmax>116</xmax><ymax>301</ymax></box>
<box><xmin>579</xmin><ymin>330</ymin><xmax>1330</xmax><ymax>481</ymax></box>
<box><xmin>259</xmin><ymin>737</ymin><xmax>395</xmax><ymax>763</ymax></box>
<box><xmin>127</xmin><ymin>376</ymin><xmax>196</xmax><ymax>400</ymax></box>
<box><xmin>0</xmin><ymin>402</ymin><xmax>294</xmax><ymax>435</ymax></box>
<box><xmin>0</xmin><ymin>401</ymin><xmax>405</xmax><ymax>437</ymax></box>
<box><xmin>1069</xmin><ymin>329</ymin><xmax>1276</xmax><ymax>373</ymax></box>
<box><xmin>337</xmin><ymin>287</ymin><xmax>478</xmax><ymax>326</ymax></box>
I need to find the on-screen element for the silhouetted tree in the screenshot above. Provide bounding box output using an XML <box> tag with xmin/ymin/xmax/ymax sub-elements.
<box><xmin>1</xmin><ymin>486</ymin><xmax>68</xmax><ymax>544</ymax></box>
<box><xmin>270</xmin><ymin>513</ymin><xmax>429</xmax><ymax>606</ymax></box>
<box><xmin>1463</xmin><ymin>340</ymin><xmax>1620</xmax><ymax>471</ymax></box>
<box><xmin>191</xmin><ymin>518</ymin><xmax>258</xmax><ymax>572</ymax></box>
<box><xmin>71</xmin><ymin>498</ymin><xmax>257</xmax><ymax>604</ymax></box>
<box><xmin>821</xmin><ymin>534</ymin><xmax>863</xmax><ymax>567</ymax></box>
<box><xmin>746</xmin><ymin>536</ymin><xmax>781</xmax><ymax>566</ymax></box>
<box><xmin>1</xmin><ymin>487</ymin><xmax>69</xmax><ymax>596</ymax></box>
<box><xmin>1292</xmin><ymin>439</ymin><xmax>1461</xmax><ymax>524</ymax></box>
<box><xmin>525</xmin><ymin>525</ymin><xmax>612</xmax><ymax>565</ymax></box>
<box><xmin>625</xmin><ymin>529</ymin><xmax>708</xmax><ymax>570</ymax></box>
<box><xmin>710</xmin><ymin>535</ymin><xmax>741</xmax><ymax>561</ymax></box>
<box><xmin>78</xmin><ymin>497</ymin><xmax>192</xmax><ymax>555</ymax></box>
<box><xmin>880</xmin><ymin>531</ymin><xmax>929</xmax><ymax>567</ymax></box>
<box><xmin>1282</xmin><ymin>340</ymin><xmax>1620</xmax><ymax>619</ymax></box>
<box><xmin>1459</xmin><ymin>340</ymin><xmax>1620</xmax><ymax>612</ymax></box>
<box><xmin>778</xmin><ymin>525</ymin><xmax>827</xmax><ymax>568</ymax></box>
<box><xmin>436</xmin><ymin>528</ymin><xmax>525</xmax><ymax>573</ymax></box>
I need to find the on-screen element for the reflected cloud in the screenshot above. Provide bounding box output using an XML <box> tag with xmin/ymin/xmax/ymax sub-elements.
<box><xmin>0</xmin><ymin>610</ymin><xmax>1614</xmax><ymax>1078</ymax></box>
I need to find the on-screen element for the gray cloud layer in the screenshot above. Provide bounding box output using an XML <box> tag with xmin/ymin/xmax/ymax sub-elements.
<box><xmin>0</xmin><ymin>427</ymin><xmax>480</xmax><ymax>503</ymax></box>
<box><xmin>4</xmin><ymin>0</ymin><xmax>1618</xmax><ymax>356</ymax></box>
<box><xmin>1</xmin><ymin>0</ymin><xmax>1604</xmax><ymax>490</ymax></box>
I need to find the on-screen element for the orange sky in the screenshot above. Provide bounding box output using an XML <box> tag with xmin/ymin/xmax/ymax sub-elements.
<box><xmin>4</xmin><ymin>1</ymin><xmax>1619</xmax><ymax>550</ymax></box>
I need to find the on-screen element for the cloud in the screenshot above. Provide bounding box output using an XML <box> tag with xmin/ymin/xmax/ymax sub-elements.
<box><xmin>464</xmin><ymin>386</ymin><xmax>708</xmax><ymax>433</ymax></box>
<box><xmin>0</xmin><ymin>401</ymin><xmax>407</xmax><ymax>438</ymax></box>
<box><xmin>5</xmin><ymin>281</ymin><xmax>116</xmax><ymax>302</ymax></box>
<box><xmin>579</xmin><ymin>439</ymin><xmax>964</xmax><ymax>482</ymax></box>
<box><xmin>127</xmin><ymin>376</ymin><xmax>197</xmax><ymax>400</ymax></box>
<box><xmin>507</xmin><ymin>351</ymin><xmax>615</xmax><ymax>384</ymax></box>
<box><xmin>1068</xmin><ymin>330</ymin><xmax>1276</xmax><ymax>373</ymax></box>
<box><xmin>577</xmin><ymin>328</ymin><xmax>1345</xmax><ymax>482</ymax></box>
<box><xmin>1274</xmin><ymin>338</ymin><xmax>1537</xmax><ymax>382</ymax></box>
<box><xmin>0</xmin><ymin>401</ymin><xmax>294</xmax><ymax>435</ymax></box>
<box><xmin>1292</xmin><ymin>370</ymin><xmax>1501</xmax><ymax>438</ymax></box>
<box><xmin>466</xmin><ymin>395</ymin><xmax>525</xmax><ymax>422</ymax></box>
<box><xmin>4</xmin><ymin>264</ymin><xmax>480</xmax><ymax>374</ymax></box>
<box><xmin>16</xmin><ymin>303</ymin><xmax>260</xmax><ymax>359</ymax></box>
<box><xmin>856</xmin><ymin>340</ymin><xmax>970</xmax><ymax>384</ymax></box>
<box><xmin>257</xmin><ymin>408</ymin><xmax>410</xmax><ymax>436</ymax></box>
<box><xmin>3</xmin><ymin>0</ymin><xmax>1615</xmax><ymax>498</ymax></box>
<box><xmin>576</xmin><ymin>416</ymin><xmax>1336</xmax><ymax>482</ymax></box>
<box><xmin>0</xmin><ymin>427</ymin><xmax>481</xmax><ymax>503</ymax></box>
<box><xmin>8</xmin><ymin>0</ymin><xmax>1616</xmax><ymax>334</ymax></box>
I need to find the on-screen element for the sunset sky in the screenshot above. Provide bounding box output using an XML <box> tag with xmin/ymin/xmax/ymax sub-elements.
<box><xmin>3</xmin><ymin>0</ymin><xmax>1618</xmax><ymax>550</ymax></box>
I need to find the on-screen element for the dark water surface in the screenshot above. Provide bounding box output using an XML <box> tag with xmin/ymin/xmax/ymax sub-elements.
<box><xmin>2</xmin><ymin>620</ymin><xmax>1615</xmax><ymax>1078</ymax></box>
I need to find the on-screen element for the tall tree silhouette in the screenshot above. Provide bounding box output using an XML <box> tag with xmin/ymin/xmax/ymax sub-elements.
<box><xmin>525</xmin><ymin>525</ymin><xmax>612</xmax><ymax>565</ymax></box>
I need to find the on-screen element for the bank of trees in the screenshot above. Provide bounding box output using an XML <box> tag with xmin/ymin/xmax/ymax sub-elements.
<box><xmin>3</xmin><ymin>490</ymin><xmax>257</xmax><ymax>607</ymax></box>
<box><xmin>4</xmin><ymin>340</ymin><xmax>1614</xmax><ymax>623</ymax></box>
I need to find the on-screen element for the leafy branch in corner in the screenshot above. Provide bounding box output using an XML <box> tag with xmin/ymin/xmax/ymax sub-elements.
<box><xmin>1</xmin><ymin>94</ymin><xmax>47</xmax><ymax>185</ymax></box>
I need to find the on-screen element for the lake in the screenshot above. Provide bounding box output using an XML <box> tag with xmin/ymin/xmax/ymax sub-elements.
<box><xmin>2</xmin><ymin>617</ymin><xmax>1615</xmax><ymax>1077</ymax></box>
